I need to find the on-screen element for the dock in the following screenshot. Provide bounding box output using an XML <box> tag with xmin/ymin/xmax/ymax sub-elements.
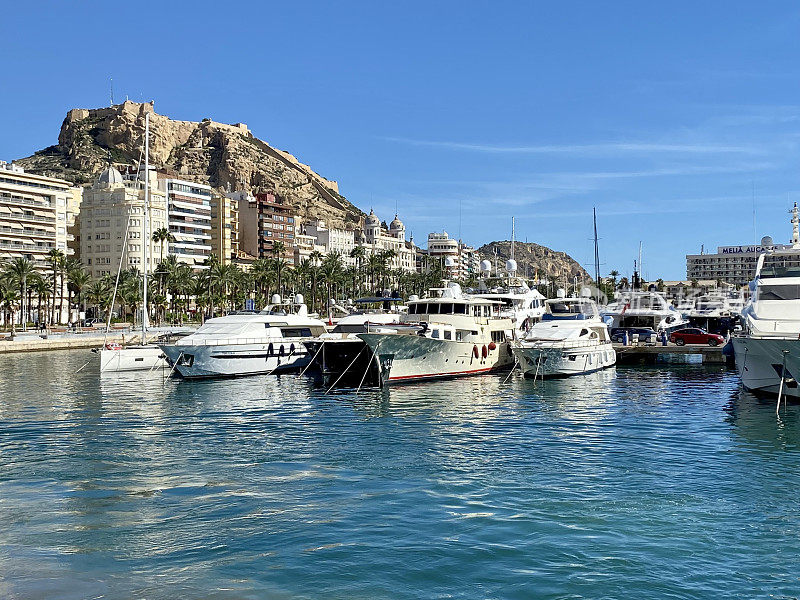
<box><xmin>613</xmin><ymin>342</ymin><xmax>730</xmax><ymax>365</ymax></box>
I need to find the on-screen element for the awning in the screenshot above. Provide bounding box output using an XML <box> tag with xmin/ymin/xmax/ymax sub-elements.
<box><xmin>7</xmin><ymin>221</ymin><xmax>23</xmax><ymax>230</ymax></box>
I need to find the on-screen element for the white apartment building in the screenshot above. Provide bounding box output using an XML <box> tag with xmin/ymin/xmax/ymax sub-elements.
<box><xmin>157</xmin><ymin>177</ymin><xmax>213</xmax><ymax>267</ymax></box>
<box><xmin>424</xmin><ymin>230</ymin><xmax>477</xmax><ymax>280</ymax></box>
<box><xmin>79</xmin><ymin>166</ymin><xmax>167</xmax><ymax>278</ymax></box>
<box><xmin>362</xmin><ymin>211</ymin><xmax>416</xmax><ymax>272</ymax></box>
<box><xmin>303</xmin><ymin>219</ymin><xmax>356</xmax><ymax>265</ymax></box>
<box><xmin>0</xmin><ymin>160</ymin><xmax>79</xmax><ymax>269</ymax></box>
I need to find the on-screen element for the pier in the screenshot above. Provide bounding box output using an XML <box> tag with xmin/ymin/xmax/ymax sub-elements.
<box><xmin>613</xmin><ymin>342</ymin><xmax>729</xmax><ymax>365</ymax></box>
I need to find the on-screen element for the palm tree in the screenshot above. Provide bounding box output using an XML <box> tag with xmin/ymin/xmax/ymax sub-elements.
<box><xmin>0</xmin><ymin>276</ymin><xmax>20</xmax><ymax>338</ymax></box>
<box><xmin>366</xmin><ymin>252</ymin><xmax>382</xmax><ymax>294</ymax></box>
<box><xmin>32</xmin><ymin>274</ymin><xmax>50</xmax><ymax>327</ymax></box>
<box><xmin>4</xmin><ymin>257</ymin><xmax>36</xmax><ymax>330</ymax></box>
<box><xmin>46</xmin><ymin>248</ymin><xmax>64</xmax><ymax>324</ymax></box>
<box><xmin>320</xmin><ymin>252</ymin><xmax>344</xmax><ymax>312</ymax></box>
<box><xmin>349</xmin><ymin>245</ymin><xmax>366</xmax><ymax>297</ymax></box>
<box><xmin>152</xmin><ymin>227</ymin><xmax>174</xmax><ymax>264</ymax></box>
<box><xmin>609</xmin><ymin>269</ymin><xmax>619</xmax><ymax>290</ymax></box>
<box><xmin>272</xmin><ymin>257</ymin><xmax>289</xmax><ymax>298</ymax></box>
<box><xmin>67</xmin><ymin>265</ymin><xmax>91</xmax><ymax>323</ymax></box>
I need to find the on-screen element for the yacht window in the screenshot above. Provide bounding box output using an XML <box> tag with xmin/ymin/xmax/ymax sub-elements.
<box><xmin>331</xmin><ymin>324</ymin><xmax>367</xmax><ymax>334</ymax></box>
<box><xmin>280</xmin><ymin>327</ymin><xmax>313</xmax><ymax>338</ymax></box>
<box><xmin>440</xmin><ymin>303</ymin><xmax>453</xmax><ymax>314</ymax></box>
<box><xmin>428</xmin><ymin>303</ymin><xmax>439</xmax><ymax>314</ymax></box>
<box><xmin>454</xmin><ymin>303</ymin><xmax>467</xmax><ymax>314</ymax></box>
<box><xmin>431</xmin><ymin>329</ymin><xmax>440</xmax><ymax>339</ymax></box>
<box><xmin>580</xmin><ymin>329</ymin><xmax>589</xmax><ymax>336</ymax></box>
<box><xmin>408</xmin><ymin>304</ymin><xmax>418</xmax><ymax>315</ymax></box>
<box><xmin>758</xmin><ymin>284</ymin><xmax>800</xmax><ymax>301</ymax></box>
<box><xmin>443</xmin><ymin>330</ymin><xmax>452</xmax><ymax>340</ymax></box>
<box><xmin>456</xmin><ymin>331</ymin><xmax>464</xmax><ymax>341</ymax></box>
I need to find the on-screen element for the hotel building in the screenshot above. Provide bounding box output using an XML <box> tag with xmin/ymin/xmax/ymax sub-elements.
<box><xmin>0</xmin><ymin>161</ymin><xmax>78</xmax><ymax>269</ymax></box>
<box><xmin>686</xmin><ymin>236</ymin><xmax>800</xmax><ymax>285</ymax></box>
<box><xmin>240</xmin><ymin>192</ymin><xmax>297</xmax><ymax>264</ymax></box>
<box><xmin>424</xmin><ymin>230</ymin><xmax>478</xmax><ymax>280</ymax></box>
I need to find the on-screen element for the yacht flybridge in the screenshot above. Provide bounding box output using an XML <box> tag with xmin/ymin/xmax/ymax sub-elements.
<box><xmin>159</xmin><ymin>295</ymin><xmax>326</xmax><ymax>378</ymax></box>
<box><xmin>511</xmin><ymin>291</ymin><xmax>615</xmax><ymax>378</ymax></box>
<box><xmin>471</xmin><ymin>273</ymin><xmax>545</xmax><ymax>334</ymax></box>
<box><xmin>356</xmin><ymin>282</ymin><xmax>515</xmax><ymax>385</ymax></box>
<box><xmin>602</xmin><ymin>289</ymin><xmax>687</xmax><ymax>333</ymax></box>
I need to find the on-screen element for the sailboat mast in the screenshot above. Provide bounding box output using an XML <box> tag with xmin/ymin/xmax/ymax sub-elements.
<box><xmin>142</xmin><ymin>112</ymin><xmax>149</xmax><ymax>338</ymax></box>
<box><xmin>511</xmin><ymin>216</ymin><xmax>515</xmax><ymax>262</ymax></box>
<box><xmin>593</xmin><ymin>207</ymin><xmax>600</xmax><ymax>287</ymax></box>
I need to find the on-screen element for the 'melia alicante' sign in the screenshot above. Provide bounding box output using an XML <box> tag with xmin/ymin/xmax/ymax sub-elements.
<box><xmin>719</xmin><ymin>244</ymin><xmax>790</xmax><ymax>254</ymax></box>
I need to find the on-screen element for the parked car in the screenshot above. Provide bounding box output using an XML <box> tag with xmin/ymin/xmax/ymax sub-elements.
<box><xmin>669</xmin><ymin>328</ymin><xmax>725</xmax><ymax>347</ymax></box>
<box><xmin>610</xmin><ymin>327</ymin><xmax>658</xmax><ymax>343</ymax></box>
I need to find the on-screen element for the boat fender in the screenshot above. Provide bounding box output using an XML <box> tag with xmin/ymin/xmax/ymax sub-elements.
<box><xmin>105</xmin><ymin>342</ymin><xmax>121</xmax><ymax>351</ymax></box>
<box><xmin>290</xmin><ymin>343</ymin><xmax>295</xmax><ymax>354</ymax></box>
<box><xmin>280</xmin><ymin>345</ymin><xmax>285</xmax><ymax>356</ymax></box>
<box><xmin>488</xmin><ymin>342</ymin><xmax>496</xmax><ymax>351</ymax></box>
<box><xmin>268</xmin><ymin>343</ymin><xmax>274</xmax><ymax>356</ymax></box>
<box><xmin>481</xmin><ymin>345</ymin><xmax>488</xmax><ymax>359</ymax></box>
<box><xmin>473</xmin><ymin>345</ymin><xmax>479</xmax><ymax>359</ymax></box>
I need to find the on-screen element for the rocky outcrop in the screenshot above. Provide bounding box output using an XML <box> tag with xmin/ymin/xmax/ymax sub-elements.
<box><xmin>478</xmin><ymin>240</ymin><xmax>589</xmax><ymax>282</ymax></box>
<box><xmin>16</xmin><ymin>101</ymin><xmax>363</xmax><ymax>228</ymax></box>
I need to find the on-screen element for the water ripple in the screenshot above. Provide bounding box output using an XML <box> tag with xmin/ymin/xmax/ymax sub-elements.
<box><xmin>1</xmin><ymin>351</ymin><xmax>799</xmax><ymax>598</ymax></box>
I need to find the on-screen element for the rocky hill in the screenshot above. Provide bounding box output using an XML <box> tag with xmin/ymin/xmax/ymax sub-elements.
<box><xmin>478</xmin><ymin>240</ymin><xmax>590</xmax><ymax>282</ymax></box>
<box><xmin>16</xmin><ymin>101</ymin><xmax>363</xmax><ymax>228</ymax></box>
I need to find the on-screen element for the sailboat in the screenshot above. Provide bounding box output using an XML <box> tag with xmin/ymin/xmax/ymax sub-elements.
<box><xmin>100</xmin><ymin>112</ymin><xmax>168</xmax><ymax>373</ymax></box>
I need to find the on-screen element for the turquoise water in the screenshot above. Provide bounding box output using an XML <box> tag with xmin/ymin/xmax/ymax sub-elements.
<box><xmin>1</xmin><ymin>352</ymin><xmax>799</xmax><ymax>599</ymax></box>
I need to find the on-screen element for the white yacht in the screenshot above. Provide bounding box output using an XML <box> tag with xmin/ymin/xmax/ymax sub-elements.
<box><xmin>303</xmin><ymin>298</ymin><xmax>403</xmax><ymax>387</ymax></box>
<box><xmin>160</xmin><ymin>295</ymin><xmax>327</xmax><ymax>379</ymax></box>
<box><xmin>733</xmin><ymin>254</ymin><xmax>800</xmax><ymax>397</ymax></box>
<box><xmin>357</xmin><ymin>283</ymin><xmax>515</xmax><ymax>385</ymax></box>
<box><xmin>511</xmin><ymin>291</ymin><xmax>615</xmax><ymax>378</ymax></box>
<box><xmin>602</xmin><ymin>288</ymin><xmax>687</xmax><ymax>333</ymax></box>
<box><xmin>472</xmin><ymin>270</ymin><xmax>546</xmax><ymax>335</ymax></box>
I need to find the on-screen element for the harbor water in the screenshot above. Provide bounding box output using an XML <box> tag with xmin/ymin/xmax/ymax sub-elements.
<box><xmin>1</xmin><ymin>351</ymin><xmax>800</xmax><ymax>598</ymax></box>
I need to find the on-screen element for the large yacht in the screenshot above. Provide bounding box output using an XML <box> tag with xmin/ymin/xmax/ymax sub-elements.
<box><xmin>733</xmin><ymin>258</ymin><xmax>800</xmax><ymax>397</ymax></box>
<box><xmin>602</xmin><ymin>277</ymin><xmax>687</xmax><ymax>333</ymax></box>
<box><xmin>160</xmin><ymin>295</ymin><xmax>327</xmax><ymax>379</ymax></box>
<box><xmin>303</xmin><ymin>298</ymin><xmax>403</xmax><ymax>387</ymax></box>
<box><xmin>511</xmin><ymin>291</ymin><xmax>615</xmax><ymax>378</ymax></box>
<box><xmin>356</xmin><ymin>283</ymin><xmax>515</xmax><ymax>385</ymax></box>
<box><xmin>471</xmin><ymin>266</ymin><xmax>546</xmax><ymax>335</ymax></box>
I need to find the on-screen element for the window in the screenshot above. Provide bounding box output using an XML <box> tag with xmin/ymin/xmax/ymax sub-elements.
<box><xmin>443</xmin><ymin>330</ymin><xmax>452</xmax><ymax>340</ymax></box>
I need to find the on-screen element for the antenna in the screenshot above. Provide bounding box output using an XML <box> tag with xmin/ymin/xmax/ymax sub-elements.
<box><xmin>511</xmin><ymin>216</ymin><xmax>515</xmax><ymax>261</ymax></box>
<box><xmin>752</xmin><ymin>180</ymin><xmax>756</xmax><ymax>247</ymax></box>
<box><xmin>638</xmin><ymin>241</ymin><xmax>643</xmax><ymax>280</ymax></box>
<box><xmin>109</xmin><ymin>78</ymin><xmax>114</xmax><ymax>106</ymax></box>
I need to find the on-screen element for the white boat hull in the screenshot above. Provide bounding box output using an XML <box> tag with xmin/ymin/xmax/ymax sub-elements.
<box><xmin>732</xmin><ymin>336</ymin><xmax>800</xmax><ymax>398</ymax></box>
<box><xmin>358</xmin><ymin>333</ymin><xmax>513</xmax><ymax>383</ymax></box>
<box><xmin>100</xmin><ymin>345</ymin><xmax>167</xmax><ymax>373</ymax></box>
<box><xmin>160</xmin><ymin>342</ymin><xmax>310</xmax><ymax>379</ymax></box>
<box><xmin>512</xmin><ymin>343</ymin><xmax>616</xmax><ymax>378</ymax></box>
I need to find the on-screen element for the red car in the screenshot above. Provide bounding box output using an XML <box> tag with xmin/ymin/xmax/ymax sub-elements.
<box><xmin>669</xmin><ymin>328</ymin><xmax>725</xmax><ymax>347</ymax></box>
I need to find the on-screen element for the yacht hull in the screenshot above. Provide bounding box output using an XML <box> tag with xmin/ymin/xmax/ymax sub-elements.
<box><xmin>303</xmin><ymin>339</ymin><xmax>381</xmax><ymax>387</ymax></box>
<box><xmin>357</xmin><ymin>333</ymin><xmax>513</xmax><ymax>384</ymax></box>
<box><xmin>732</xmin><ymin>336</ymin><xmax>800</xmax><ymax>398</ymax></box>
<box><xmin>512</xmin><ymin>344</ymin><xmax>616</xmax><ymax>378</ymax></box>
<box><xmin>100</xmin><ymin>345</ymin><xmax>166</xmax><ymax>373</ymax></box>
<box><xmin>160</xmin><ymin>342</ymin><xmax>310</xmax><ymax>379</ymax></box>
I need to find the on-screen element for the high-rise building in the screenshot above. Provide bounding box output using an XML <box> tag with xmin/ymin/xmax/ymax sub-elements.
<box><xmin>79</xmin><ymin>166</ymin><xmax>167</xmax><ymax>279</ymax></box>
<box><xmin>240</xmin><ymin>192</ymin><xmax>297</xmax><ymax>263</ymax></box>
<box><xmin>0</xmin><ymin>160</ymin><xmax>79</xmax><ymax>269</ymax></box>
<box><xmin>303</xmin><ymin>219</ymin><xmax>356</xmax><ymax>265</ymax></box>
<box><xmin>157</xmin><ymin>177</ymin><xmax>213</xmax><ymax>267</ymax></box>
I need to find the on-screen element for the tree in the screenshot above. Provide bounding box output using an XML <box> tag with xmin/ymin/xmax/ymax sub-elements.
<box><xmin>0</xmin><ymin>276</ymin><xmax>20</xmax><ymax>337</ymax></box>
<box><xmin>46</xmin><ymin>248</ymin><xmax>64</xmax><ymax>324</ymax></box>
<box><xmin>65</xmin><ymin>258</ymin><xmax>88</xmax><ymax>323</ymax></box>
<box><xmin>152</xmin><ymin>227</ymin><xmax>174</xmax><ymax>264</ymax></box>
<box><xmin>349</xmin><ymin>245</ymin><xmax>366</xmax><ymax>297</ymax></box>
<box><xmin>4</xmin><ymin>257</ymin><xmax>36</xmax><ymax>330</ymax></box>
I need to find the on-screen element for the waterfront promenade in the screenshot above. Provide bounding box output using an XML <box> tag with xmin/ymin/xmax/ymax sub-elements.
<box><xmin>0</xmin><ymin>327</ymin><xmax>186</xmax><ymax>353</ymax></box>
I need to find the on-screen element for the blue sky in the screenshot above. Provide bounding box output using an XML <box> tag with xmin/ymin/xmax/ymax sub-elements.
<box><xmin>2</xmin><ymin>1</ymin><xmax>800</xmax><ymax>280</ymax></box>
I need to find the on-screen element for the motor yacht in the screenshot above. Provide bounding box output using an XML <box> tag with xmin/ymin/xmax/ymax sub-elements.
<box><xmin>511</xmin><ymin>291</ymin><xmax>616</xmax><ymax>378</ymax></box>
<box><xmin>303</xmin><ymin>297</ymin><xmax>403</xmax><ymax>387</ymax></box>
<box><xmin>160</xmin><ymin>295</ymin><xmax>326</xmax><ymax>379</ymax></box>
<box><xmin>602</xmin><ymin>289</ymin><xmax>687</xmax><ymax>333</ymax></box>
<box><xmin>356</xmin><ymin>283</ymin><xmax>515</xmax><ymax>385</ymax></box>
<box><xmin>732</xmin><ymin>254</ymin><xmax>800</xmax><ymax>397</ymax></box>
<box><xmin>471</xmin><ymin>275</ymin><xmax>546</xmax><ymax>336</ymax></box>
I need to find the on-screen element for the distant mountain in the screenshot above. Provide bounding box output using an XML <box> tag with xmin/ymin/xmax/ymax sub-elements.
<box><xmin>478</xmin><ymin>240</ymin><xmax>589</xmax><ymax>282</ymax></box>
<box><xmin>16</xmin><ymin>101</ymin><xmax>363</xmax><ymax>228</ymax></box>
